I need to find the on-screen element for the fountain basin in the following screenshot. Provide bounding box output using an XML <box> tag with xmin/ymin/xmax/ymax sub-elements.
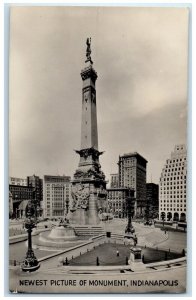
<box><xmin>47</xmin><ymin>226</ymin><xmax>77</xmax><ymax>241</ymax></box>
<box><xmin>33</xmin><ymin>225</ymin><xmax>91</xmax><ymax>249</ymax></box>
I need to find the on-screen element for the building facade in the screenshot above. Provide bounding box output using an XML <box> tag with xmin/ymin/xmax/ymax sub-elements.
<box><xmin>118</xmin><ymin>152</ymin><xmax>147</xmax><ymax>216</ymax></box>
<box><xmin>43</xmin><ymin>175</ymin><xmax>71</xmax><ymax>219</ymax></box>
<box><xmin>107</xmin><ymin>188</ymin><xmax>135</xmax><ymax>218</ymax></box>
<box><xmin>9</xmin><ymin>174</ymin><xmax>43</xmax><ymax>218</ymax></box>
<box><xmin>146</xmin><ymin>183</ymin><xmax>159</xmax><ymax>219</ymax></box>
<box><xmin>9</xmin><ymin>184</ymin><xmax>34</xmax><ymax>218</ymax></box>
<box><xmin>27</xmin><ymin>175</ymin><xmax>43</xmax><ymax>214</ymax></box>
<box><xmin>27</xmin><ymin>175</ymin><xmax>43</xmax><ymax>201</ymax></box>
<box><xmin>110</xmin><ymin>173</ymin><xmax>119</xmax><ymax>188</ymax></box>
<box><xmin>159</xmin><ymin>144</ymin><xmax>187</xmax><ymax>222</ymax></box>
<box><xmin>9</xmin><ymin>177</ymin><xmax>27</xmax><ymax>186</ymax></box>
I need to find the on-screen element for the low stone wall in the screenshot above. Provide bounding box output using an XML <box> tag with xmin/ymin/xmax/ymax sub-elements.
<box><xmin>39</xmin><ymin>234</ymin><xmax>106</xmax><ymax>263</ymax></box>
<box><xmin>9</xmin><ymin>234</ymin><xmax>28</xmax><ymax>244</ymax></box>
<box><xmin>145</xmin><ymin>256</ymin><xmax>186</xmax><ymax>269</ymax></box>
<box><xmin>9</xmin><ymin>228</ymin><xmax>50</xmax><ymax>244</ymax></box>
<box><xmin>41</xmin><ymin>255</ymin><xmax>186</xmax><ymax>276</ymax></box>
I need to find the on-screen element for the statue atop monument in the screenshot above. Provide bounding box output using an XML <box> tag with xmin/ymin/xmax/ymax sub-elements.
<box><xmin>85</xmin><ymin>37</ymin><xmax>93</xmax><ymax>64</ymax></box>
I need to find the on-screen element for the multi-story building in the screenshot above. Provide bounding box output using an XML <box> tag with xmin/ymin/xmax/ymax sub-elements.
<box><xmin>9</xmin><ymin>177</ymin><xmax>27</xmax><ymax>186</ymax></box>
<box><xmin>110</xmin><ymin>174</ymin><xmax>119</xmax><ymax>188</ymax></box>
<box><xmin>27</xmin><ymin>175</ymin><xmax>43</xmax><ymax>215</ymax></box>
<box><xmin>107</xmin><ymin>188</ymin><xmax>135</xmax><ymax>218</ymax></box>
<box><xmin>9</xmin><ymin>174</ymin><xmax>43</xmax><ymax>218</ymax></box>
<box><xmin>43</xmin><ymin>175</ymin><xmax>71</xmax><ymax>219</ymax></box>
<box><xmin>118</xmin><ymin>152</ymin><xmax>148</xmax><ymax>216</ymax></box>
<box><xmin>146</xmin><ymin>183</ymin><xmax>159</xmax><ymax>219</ymax></box>
<box><xmin>159</xmin><ymin>144</ymin><xmax>187</xmax><ymax>222</ymax></box>
<box><xmin>9</xmin><ymin>184</ymin><xmax>34</xmax><ymax>218</ymax></box>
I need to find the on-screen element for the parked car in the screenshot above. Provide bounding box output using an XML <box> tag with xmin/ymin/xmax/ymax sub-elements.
<box><xmin>144</xmin><ymin>220</ymin><xmax>152</xmax><ymax>226</ymax></box>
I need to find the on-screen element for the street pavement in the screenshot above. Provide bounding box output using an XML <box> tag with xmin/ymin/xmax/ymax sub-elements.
<box><xmin>9</xmin><ymin>219</ymin><xmax>187</xmax><ymax>294</ymax></box>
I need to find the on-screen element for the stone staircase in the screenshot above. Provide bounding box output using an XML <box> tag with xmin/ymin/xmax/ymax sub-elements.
<box><xmin>73</xmin><ymin>225</ymin><xmax>105</xmax><ymax>236</ymax></box>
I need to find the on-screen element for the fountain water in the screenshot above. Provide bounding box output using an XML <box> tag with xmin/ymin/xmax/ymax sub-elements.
<box><xmin>35</xmin><ymin>219</ymin><xmax>83</xmax><ymax>249</ymax></box>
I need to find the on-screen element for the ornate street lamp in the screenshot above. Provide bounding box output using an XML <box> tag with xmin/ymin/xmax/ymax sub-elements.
<box><xmin>125</xmin><ymin>194</ymin><xmax>134</xmax><ymax>233</ymax></box>
<box><xmin>124</xmin><ymin>190</ymin><xmax>137</xmax><ymax>246</ymax></box>
<box><xmin>66</xmin><ymin>200</ymin><xmax>69</xmax><ymax>215</ymax></box>
<box><xmin>21</xmin><ymin>200</ymin><xmax>40</xmax><ymax>272</ymax></box>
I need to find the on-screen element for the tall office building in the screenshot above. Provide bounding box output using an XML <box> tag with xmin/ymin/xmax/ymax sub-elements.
<box><xmin>107</xmin><ymin>187</ymin><xmax>135</xmax><ymax>218</ymax></box>
<box><xmin>27</xmin><ymin>175</ymin><xmax>43</xmax><ymax>200</ymax></box>
<box><xmin>159</xmin><ymin>145</ymin><xmax>187</xmax><ymax>222</ymax></box>
<box><xmin>118</xmin><ymin>152</ymin><xmax>147</xmax><ymax>216</ymax></box>
<box><xmin>146</xmin><ymin>183</ymin><xmax>159</xmax><ymax>219</ymax></box>
<box><xmin>110</xmin><ymin>174</ymin><xmax>119</xmax><ymax>188</ymax></box>
<box><xmin>43</xmin><ymin>175</ymin><xmax>71</xmax><ymax>218</ymax></box>
<box><xmin>27</xmin><ymin>175</ymin><xmax>43</xmax><ymax>215</ymax></box>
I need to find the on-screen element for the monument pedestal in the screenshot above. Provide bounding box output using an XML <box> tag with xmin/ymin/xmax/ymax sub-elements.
<box><xmin>128</xmin><ymin>247</ymin><xmax>146</xmax><ymax>271</ymax></box>
<box><xmin>69</xmin><ymin>178</ymin><xmax>106</xmax><ymax>225</ymax></box>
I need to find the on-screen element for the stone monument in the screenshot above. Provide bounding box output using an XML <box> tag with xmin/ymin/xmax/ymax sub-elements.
<box><xmin>128</xmin><ymin>247</ymin><xmax>145</xmax><ymax>271</ymax></box>
<box><xmin>69</xmin><ymin>38</ymin><xmax>107</xmax><ymax>225</ymax></box>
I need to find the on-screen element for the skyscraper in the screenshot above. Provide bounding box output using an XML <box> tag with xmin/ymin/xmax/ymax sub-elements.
<box><xmin>159</xmin><ymin>145</ymin><xmax>187</xmax><ymax>222</ymax></box>
<box><xmin>110</xmin><ymin>173</ymin><xmax>119</xmax><ymax>188</ymax></box>
<box><xmin>118</xmin><ymin>152</ymin><xmax>147</xmax><ymax>216</ymax></box>
<box><xmin>27</xmin><ymin>175</ymin><xmax>43</xmax><ymax>205</ymax></box>
<box><xmin>107</xmin><ymin>187</ymin><xmax>135</xmax><ymax>218</ymax></box>
<box><xmin>146</xmin><ymin>183</ymin><xmax>159</xmax><ymax>219</ymax></box>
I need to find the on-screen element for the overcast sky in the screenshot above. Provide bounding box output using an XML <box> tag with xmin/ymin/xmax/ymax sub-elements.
<box><xmin>9</xmin><ymin>6</ymin><xmax>189</xmax><ymax>184</ymax></box>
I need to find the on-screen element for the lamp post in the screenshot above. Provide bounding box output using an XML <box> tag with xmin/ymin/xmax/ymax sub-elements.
<box><xmin>21</xmin><ymin>200</ymin><xmax>40</xmax><ymax>272</ymax></box>
<box><xmin>125</xmin><ymin>193</ymin><xmax>135</xmax><ymax>235</ymax></box>
<box><xmin>15</xmin><ymin>194</ymin><xmax>18</xmax><ymax>219</ymax></box>
<box><xmin>124</xmin><ymin>190</ymin><xmax>137</xmax><ymax>246</ymax></box>
<box><xmin>66</xmin><ymin>200</ymin><xmax>69</xmax><ymax>215</ymax></box>
<box><xmin>32</xmin><ymin>188</ymin><xmax>38</xmax><ymax>223</ymax></box>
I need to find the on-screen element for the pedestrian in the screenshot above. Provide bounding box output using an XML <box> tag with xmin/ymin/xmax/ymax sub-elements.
<box><xmin>116</xmin><ymin>250</ymin><xmax>119</xmax><ymax>257</ymax></box>
<box><xmin>134</xmin><ymin>235</ymin><xmax>138</xmax><ymax>246</ymax></box>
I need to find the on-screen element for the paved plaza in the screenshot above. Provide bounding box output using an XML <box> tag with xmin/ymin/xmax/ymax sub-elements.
<box><xmin>9</xmin><ymin>219</ymin><xmax>187</xmax><ymax>294</ymax></box>
<box><xmin>69</xmin><ymin>243</ymin><xmax>182</xmax><ymax>266</ymax></box>
<box><xmin>9</xmin><ymin>219</ymin><xmax>187</xmax><ymax>263</ymax></box>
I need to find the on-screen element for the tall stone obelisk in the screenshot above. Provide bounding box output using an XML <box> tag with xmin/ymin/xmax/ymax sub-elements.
<box><xmin>70</xmin><ymin>38</ymin><xmax>106</xmax><ymax>225</ymax></box>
